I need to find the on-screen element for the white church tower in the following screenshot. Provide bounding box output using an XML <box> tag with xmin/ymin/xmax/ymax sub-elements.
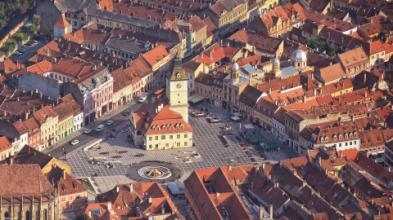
<box><xmin>166</xmin><ymin>61</ymin><xmax>189</xmax><ymax>122</ymax></box>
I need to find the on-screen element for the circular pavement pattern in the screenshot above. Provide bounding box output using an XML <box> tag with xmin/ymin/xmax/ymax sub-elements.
<box><xmin>127</xmin><ymin>161</ymin><xmax>181</xmax><ymax>183</ymax></box>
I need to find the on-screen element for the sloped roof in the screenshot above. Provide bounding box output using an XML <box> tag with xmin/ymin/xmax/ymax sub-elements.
<box><xmin>54</xmin><ymin>14</ymin><xmax>71</xmax><ymax>29</ymax></box>
<box><xmin>13</xmin><ymin>145</ymin><xmax>53</xmax><ymax>169</ymax></box>
<box><xmin>0</xmin><ymin>136</ymin><xmax>11</xmax><ymax>153</ymax></box>
<box><xmin>318</xmin><ymin>63</ymin><xmax>346</xmax><ymax>83</ymax></box>
<box><xmin>0</xmin><ymin>164</ymin><xmax>54</xmax><ymax>195</ymax></box>
<box><xmin>141</xmin><ymin>45</ymin><xmax>169</xmax><ymax>67</ymax></box>
<box><xmin>145</xmin><ymin>106</ymin><xmax>192</xmax><ymax>135</ymax></box>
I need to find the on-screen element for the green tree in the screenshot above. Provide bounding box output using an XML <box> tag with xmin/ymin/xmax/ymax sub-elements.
<box><xmin>32</xmin><ymin>14</ymin><xmax>41</xmax><ymax>33</ymax></box>
<box><xmin>307</xmin><ymin>37</ymin><xmax>322</xmax><ymax>50</ymax></box>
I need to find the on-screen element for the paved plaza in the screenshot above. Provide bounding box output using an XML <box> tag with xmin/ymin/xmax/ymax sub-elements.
<box><xmin>61</xmin><ymin>102</ymin><xmax>296</xmax><ymax>193</ymax></box>
<box><xmin>64</xmin><ymin>107</ymin><xmax>253</xmax><ymax>180</ymax></box>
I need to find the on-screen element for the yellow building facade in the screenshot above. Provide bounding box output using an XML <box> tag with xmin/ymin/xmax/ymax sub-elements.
<box><xmin>33</xmin><ymin>106</ymin><xmax>59</xmax><ymax>150</ymax></box>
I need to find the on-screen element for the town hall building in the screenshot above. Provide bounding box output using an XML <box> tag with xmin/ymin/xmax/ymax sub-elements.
<box><xmin>130</xmin><ymin>62</ymin><xmax>193</xmax><ymax>150</ymax></box>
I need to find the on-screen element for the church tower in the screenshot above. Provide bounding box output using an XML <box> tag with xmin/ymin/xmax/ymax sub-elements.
<box><xmin>166</xmin><ymin>61</ymin><xmax>189</xmax><ymax>122</ymax></box>
<box><xmin>273</xmin><ymin>57</ymin><xmax>281</xmax><ymax>78</ymax></box>
<box><xmin>231</xmin><ymin>62</ymin><xmax>240</xmax><ymax>84</ymax></box>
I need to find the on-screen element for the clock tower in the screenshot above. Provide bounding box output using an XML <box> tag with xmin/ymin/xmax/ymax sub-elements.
<box><xmin>166</xmin><ymin>62</ymin><xmax>189</xmax><ymax>122</ymax></box>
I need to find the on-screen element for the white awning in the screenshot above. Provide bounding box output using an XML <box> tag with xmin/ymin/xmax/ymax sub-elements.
<box><xmin>189</xmin><ymin>94</ymin><xmax>205</xmax><ymax>104</ymax></box>
<box><xmin>243</xmin><ymin>124</ymin><xmax>254</xmax><ymax>130</ymax></box>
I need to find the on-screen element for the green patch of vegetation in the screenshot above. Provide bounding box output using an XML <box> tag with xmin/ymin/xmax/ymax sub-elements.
<box><xmin>0</xmin><ymin>0</ymin><xmax>36</xmax><ymax>32</ymax></box>
<box><xmin>307</xmin><ymin>37</ymin><xmax>337</xmax><ymax>57</ymax></box>
<box><xmin>78</xmin><ymin>178</ymin><xmax>95</xmax><ymax>193</ymax></box>
<box><xmin>0</xmin><ymin>13</ymin><xmax>41</xmax><ymax>57</ymax></box>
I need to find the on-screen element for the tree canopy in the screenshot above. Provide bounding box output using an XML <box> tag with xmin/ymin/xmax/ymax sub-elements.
<box><xmin>0</xmin><ymin>0</ymin><xmax>36</xmax><ymax>32</ymax></box>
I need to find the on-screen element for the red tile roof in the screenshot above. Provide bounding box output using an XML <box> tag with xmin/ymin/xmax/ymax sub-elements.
<box><xmin>46</xmin><ymin>167</ymin><xmax>86</xmax><ymax>196</ymax></box>
<box><xmin>184</xmin><ymin>165</ymin><xmax>253</xmax><ymax>220</ymax></box>
<box><xmin>194</xmin><ymin>43</ymin><xmax>239</xmax><ymax>65</ymax></box>
<box><xmin>141</xmin><ymin>45</ymin><xmax>169</xmax><ymax>67</ymax></box>
<box><xmin>13</xmin><ymin>120</ymin><xmax>28</xmax><ymax>135</ymax></box>
<box><xmin>95</xmin><ymin>182</ymin><xmax>181</xmax><ymax>219</ymax></box>
<box><xmin>54</xmin><ymin>14</ymin><xmax>71</xmax><ymax>29</ymax></box>
<box><xmin>0</xmin><ymin>164</ymin><xmax>54</xmax><ymax>196</ymax></box>
<box><xmin>338</xmin><ymin>47</ymin><xmax>368</xmax><ymax>68</ymax></box>
<box><xmin>0</xmin><ymin>136</ymin><xmax>11</xmax><ymax>153</ymax></box>
<box><xmin>318</xmin><ymin>63</ymin><xmax>346</xmax><ymax>83</ymax></box>
<box><xmin>260</xmin><ymin>3</ymin><xmax>306</xmax><ymax>30</ymax></box>
<box><xmin>33</xmin><ymin>106</ymin><xmax>57</xmax><ymax>125</ymax></box>
<box><xmin>145</xmin><ymin>106</ymin><xmax>192</xmax><ymax>135</ymax></box>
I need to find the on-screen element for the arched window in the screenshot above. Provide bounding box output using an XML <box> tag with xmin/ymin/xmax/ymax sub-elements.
<box><xmin>43</xmin><ymin>209</ymin><xmax>48</xmax><ymax>220</ymax></box>
<box><xmin>26</xmin><ymin>210</ymin><xmax>31</xmax><ymax>220</ymax></box>
<box><xmin>4</xmin><ymin>211</ymin><xmax>10</xmax><ymax>220</ymax></box>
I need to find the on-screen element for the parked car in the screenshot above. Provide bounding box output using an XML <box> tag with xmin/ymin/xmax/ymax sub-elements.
<box><xmin>191</xmin><ymin>153</ymin><xmax>201</xmax><ymax>158</ymax></box>
<box><xmin>191</xmin><ymin>111</ymin><xmax>206</xmax><ymax>117</ymax></box>
<box><xmin>83</xmin><ymin>128</ymin><xmax>92</xmax><ymax>134</ymax></box>
<box><xmin>70</xmin><ymin>139</ymin><xmax>80</xmax><ymax>145</ymax></box>
<box><xmin>105</xmin><ymin>120</ymin><xmax>114</xmax><ymax>126</ymax></box>
<box><xmin>95</xmin><ymin>124</ymin><xmax>105</xmax><ymax>132</ymax></box>
<box><xmin>208</xmin><ymin>117</ymin><xmax>222</xmax><ymax>123</ymax></box>
<box><xmin>137</xmin><ymin>96</ymin><xmax>147</xmax><ymax>103</ymax></box>
<box><xmin>222</xmin><ymin>124</ymin><xmax>232</xmax><ymax>131</ymax></box>
<box><xmin>183</xmin><ymin>158</ymin><xmax>192</xmax><ymax>163</ymax></box>
<box><xmin>121</xmin><ymin>111</ymin><xmax>131</xmax><ymax>116</ymax></box>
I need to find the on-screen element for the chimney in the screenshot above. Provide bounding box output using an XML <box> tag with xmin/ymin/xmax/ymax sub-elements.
<box><xmin>107</xmin><ymin>202</ymin><xmax>112</xmax><ymax>211</ymax></box>
<box><xmin>63</xmin><ymin>169</ymin><xmax>66</xmax><ymax>179</ymax></box>
<box><xmin>363</xmin><ymin>73</ymin><xmax>367</xmax><ymax>83</ymax></box>
<box><xmin>148</xmin><ymin>196</ymin><xmax>152</xmax><ymax>204</ymax></box>
<box><xmin>228</xmin><ymin>165</ymin><xmax>232</xmax><ymax>170</ymax></box>
<box><xmin>216</xmin><ymin>192</ymin><xmax>220</xmax><ymax>198</ymax></box>
<box><xmin>130</xmin><ymin>184</ymin><xmax>133</xmax><ymax>192</ymax></box>
<box><xmin>25</xmin><ymin>112</ymin><xmax>29</xmax><ymax>120</ymax></box>
<box><xmin>116</xmin><ymin>186</ymin><xmax>120</xmax><ymax>192</ymax></box>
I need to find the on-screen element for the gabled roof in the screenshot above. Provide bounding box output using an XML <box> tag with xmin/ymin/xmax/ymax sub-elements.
<box><xmin>0</xmin><ymin>136</ymin><xmax>11</xmax><ymax>153</ymax></box>
<box><xmin>338</xmin><ymin>47</ymin><xmax>368</xmax><ymax>68</ymax></box>
<box><xmin>0</xmin><ymin>164</ymin><xmax>54</xmax><ymax>195</ymax></box>
<box><xmin>54</xmin><ymin>14</ymin><xmax>71</xmax><ymax>29</ymax></box>
<box><xmin>239</xmin><ymin>85</ymin><xmax>262</xmax><ymax>107</ymax></box>
<box><xmin>141</xmin><ymin>45</ymin><xmax>169</xmax><ymax>67</ymax></box>
<box><xmin>228</xmin><ymin>29</ymin><xmax>283</xmax><ymax>55</ymax></box>
<box><xmin>46</xmin><ymin>166</ymin><xmax>86</xmax><ymax>196</ymax></box>
<box><xmin>95</xmin><ymin>182</ymin><xmax>181</xmax><ymax>218</ymax></box>
<box><xmin>318</xmin><ymin>63</ymin><xmax>346</xmax><ymax>83</ymax></box>
<box><xmin>145</xmin><ymin>106</ymin><xmax>192</xmax><ymax>135</ymax></box>
<box><xmin>33</xmin><ymin>106</ymin><xmax>57</xmax><ymax>125</ymax></box>
<box><xmin>13</xmin><ymin>145</ymin><xmax>53</xmax><ymax>169</ymax></box>
<box><xmin>53</xmin><ymin>101</ymin><xmax>74</xmax><ymax>121</ymax></box>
